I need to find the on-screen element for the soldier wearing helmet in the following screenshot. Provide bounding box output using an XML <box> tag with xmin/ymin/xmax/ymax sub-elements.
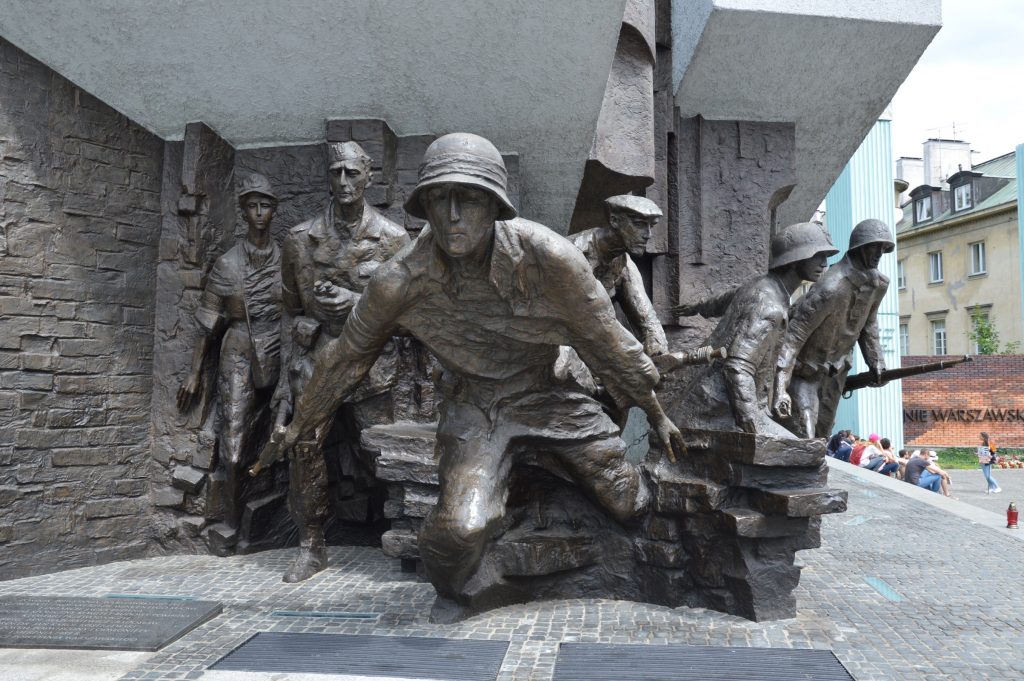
<box><xmin>773</xmin><ymin>218</ymin><xmax>895</xmax><ymax>438</ymax></box>
<box><xmin>177</xmin><ymin>173</ymin><xmax>283</xmax><ymax>546</ymax></box>
<box><xmin>259</xmin><ymin>132</ymin><xmax>685</xmax><ymax>603</ymax></box>
<box><xmin>569</xmin><ymin>195</ymin><xmax>668</xmax><ymax>357</ymax></box>
<box><xmin>274</xmin><ymin>141</ymin><xmax>410</xmax><ymax>582</ymax></box>
<box><xmin>667</xmin><ymin>221</ymin><xmax>838</xmax><ymax>436</ymax></box>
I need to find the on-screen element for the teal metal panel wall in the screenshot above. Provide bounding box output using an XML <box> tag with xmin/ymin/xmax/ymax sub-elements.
<box><xmin>1018</xmin><ymin>144</ymin><xmax>1023</xmax><ymax>330</ymax></box>
<box><xmin>824</xmin><ymin>120</ymin><xmax>904</xmax><ymax>445</ymax></box>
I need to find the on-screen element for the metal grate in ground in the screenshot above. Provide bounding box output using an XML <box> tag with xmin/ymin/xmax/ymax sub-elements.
<box><xmin>552</xmin><ymin>643</ymin><xmax>855</xmax><ymax>681</ymax></box>
<box><xmin>210</xmin><ymin>631</ymin><xmax>508</xmax><ymax>681</ymax></box>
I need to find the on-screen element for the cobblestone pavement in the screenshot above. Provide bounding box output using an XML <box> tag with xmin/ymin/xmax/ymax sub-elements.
<box><xmin>2</xmin><ymin>465</ymin><xmax>1024</xmax><ymax>681</ymax></box>
<box><xmin>945</xmin><ymin>468</ymin><xmax>1024</xmax><ymax>515</ymax></box>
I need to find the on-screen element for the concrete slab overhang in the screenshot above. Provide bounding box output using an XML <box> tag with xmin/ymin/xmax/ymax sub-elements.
<box><xmin>0</xmin><ymin>0</ymin><xmax>627</xmax><ymax>229</ymax></box>
<box><xmin>672</xmin><ymin>0</ymin><xmax>941</xmax><ymax>227</ymax></box>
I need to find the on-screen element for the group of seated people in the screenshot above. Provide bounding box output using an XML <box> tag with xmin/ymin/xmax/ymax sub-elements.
<box><xmin>826</xmin><ymin>430</ymin><xmax>952</xmax><ymax>496</ymax></box>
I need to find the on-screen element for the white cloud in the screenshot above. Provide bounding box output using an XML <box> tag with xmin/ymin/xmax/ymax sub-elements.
<box><xmin>890</xmin><ymin>0</ymin><xmax>1024</xmax><ymax>163</ymax></box>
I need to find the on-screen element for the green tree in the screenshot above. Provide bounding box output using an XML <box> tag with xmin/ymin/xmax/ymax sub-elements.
<box><xmin>968</xmin><ymin>308</ymin><xmax>1019</xmax><ymax>354</ymax></box>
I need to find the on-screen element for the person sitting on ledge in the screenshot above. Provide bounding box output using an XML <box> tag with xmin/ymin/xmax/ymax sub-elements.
<box><xmin>858</xmin><ymin>433</ymin><xmax>885</xmax><ymax>472</ymax></box>
<box><xmin>849</xmin><ymin>435</ymin><xmax>867</xmax><ymax>466</ymax></box>
<box><xmin>875</xmin><ymin>437</ymin><xmax>900</xmax><ymax>477</ymax></box>
<box><xmin>896</xmin><ymin>448</ymin><xmax>910</xmax><ymax>480</ymax></box>
<box><xmin>905</xmin><ymin>449</ymin><xmax>950</xmax><ymax>494</ymax></box>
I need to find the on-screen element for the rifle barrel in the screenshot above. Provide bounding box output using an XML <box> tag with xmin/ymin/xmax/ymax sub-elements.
<box><xmin>843</xmin><ymin>355</ymin><xmax>971</xmax><ymax>393</ymax></box>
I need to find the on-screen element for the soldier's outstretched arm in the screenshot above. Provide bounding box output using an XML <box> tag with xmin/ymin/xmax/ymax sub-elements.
<box><xmin>672</xmin><ymin>288</ymin><xmax>736</xmax><ymax>318</ymax></box>
<box><xmin>618</xmin><ymin>256</ymin><xmax>668</xmax><ymax>356</ymax></box>
<box><xmin>552</xmin><ymin>246</ymin><xmax>684</xmax><ymax>461</ymax></box>
<box><xmin>257</xmin><ymin>263</ymin><xmax>406</xmax><ymax>460</ymax></box>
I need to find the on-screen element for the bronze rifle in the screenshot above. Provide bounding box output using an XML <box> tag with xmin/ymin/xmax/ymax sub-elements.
<box><xmin>842</xmin><ymin>355</ymin><xmax>971</xmax><ymax>396</ymax></box>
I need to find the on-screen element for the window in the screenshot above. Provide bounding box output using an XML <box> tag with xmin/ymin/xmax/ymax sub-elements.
<box><xmin>915</xmin><ymin>196</ymin><xmax>932</xmax><ymax>223</ymax></box>
<box><xmin>897</xmin><ymin>259</ymin><xmax>906</xmax><ymax>290</ymax></box>
<box><xmin>928</xmin><ymin>251</ymin><xmax>943</xmax><ymax>283</ymax></box>
<box><xmin>954</xmin><ymin>183</ymin><xmax>972</xmax><ymax>211</ymax></box>
<box><xmin>931</xmin><ymin>319</ymin><xmax>947</xmax><ymax>355</ymax></box>
<box><xmin>969</xmin><ymin>241</ymin><xmax>986</xmax><ymax>275</ymax></box>
<box><xmin>899</xmin><ymin>322</ymin><xmax>910</xmax><ymax>356</ymax></box>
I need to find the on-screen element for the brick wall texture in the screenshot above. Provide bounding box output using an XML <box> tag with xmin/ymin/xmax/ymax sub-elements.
<box><xmin>901</xmin><ymin>355</ymin><xmax>1024</xmax><ymax>448</ymax></box>
<box><xmin>0</xmin><ymin>38</ymin><xmax>164</xmax><ymax>577</ymax></box>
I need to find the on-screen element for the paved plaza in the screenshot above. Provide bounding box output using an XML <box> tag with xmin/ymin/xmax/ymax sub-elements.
<box><xmin>2</xmin><ymin>462</ymin><xmax>1024</xmax><ymax>681</ymax></box>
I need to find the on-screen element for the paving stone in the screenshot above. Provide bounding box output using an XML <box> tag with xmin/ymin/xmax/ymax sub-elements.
<box><xmin>0</xmin><ymin>468</ymin><xmax>1020</xmax><ymax>679</ymax></box>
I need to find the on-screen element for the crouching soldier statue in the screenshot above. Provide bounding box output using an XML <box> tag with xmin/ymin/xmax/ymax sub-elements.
<box><xmin>257</xmin><ymin>133</ymin><xmax>685</xmax><ymax>603</ymax></box>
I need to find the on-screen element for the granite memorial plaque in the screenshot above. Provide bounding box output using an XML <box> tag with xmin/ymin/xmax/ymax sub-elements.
<box><xmin>0</xmin><ymin>596</ymin><xmax>223</xmax><ymax>651</ymax></box>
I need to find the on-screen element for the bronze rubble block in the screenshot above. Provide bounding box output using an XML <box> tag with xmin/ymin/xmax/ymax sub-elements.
<box><xmin>496</xmin><ymin>534</ymin><xmax>599</xmax><ymax>577</ymax></box>
<box><xmin>633</xmin><ymin>537</ymin><xmax>687</xmax><ymax>568</ymax></box>
<box><xmin>381</xmin><ymin>518</ymin><xmax>423</xmax><ymax>561</ymax></box>
<box><xmin>681</xmin><ymin>429</ymin><xmax>826</xmax><ymax>468</ymax></box>
<box><xmin>746</xmin><ymin>487</ymin><xmax>848</xmax><ymax>518</ymax></box>
<box><xmin>648</xmin><ymin>459</ymin><xmax>729</xmax><ymax>514</ymax></box>
<box><xmin>363</xmin><ymin>422</ymin><xmax>440</xmax><ymax>486</ymax></box>
<box><xmin>381</xmin><ymin>528</ymin><xmax>419</xmax><ymax>560</ymax></box>
<box><xmin>729</xmin><ymin>461</ymin><xmax>829</xmax><ymax>490</ymax></box>
<box><xmin>720</xmin><ymin>507</ymin><xmax>812</xmax><ymax>538</ymax></box>
<box><xmin>383</xmin><ymin>484</ymin><xmax>438</xmax><ymax>520</ymax></box>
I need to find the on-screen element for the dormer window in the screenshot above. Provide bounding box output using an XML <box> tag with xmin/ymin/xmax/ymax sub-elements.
<box><xmin>953</xmin><ymin>183</ymin><xmax>972</xmax><ymax>211</ymax></box>
<box><xmin>909</xmin><ymin>184</ymin><xmax>941</xmax><ymax>226</ymax></box>
<box><xmin>947</xmin><ymin>168</ymin><xmax>980</xmax><ymax>214</ymax></box>
<box><xmin>915</xmin><ymin>195</ymin><xmax>932</xmax><ymax>223</ymax></box>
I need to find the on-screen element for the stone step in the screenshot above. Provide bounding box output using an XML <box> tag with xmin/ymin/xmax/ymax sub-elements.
<box><xmin>747</xmin><ymin>487</ymin><xmax>848</xmax><ymax>517</ymax></box>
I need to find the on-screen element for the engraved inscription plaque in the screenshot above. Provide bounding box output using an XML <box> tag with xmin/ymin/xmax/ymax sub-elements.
<box><xmin>0</xmin><ymin>596</ymin><xmax>223</xmax><ymax>651</ymax></box>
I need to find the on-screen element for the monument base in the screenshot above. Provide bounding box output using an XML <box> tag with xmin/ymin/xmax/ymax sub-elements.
<box><xmin>363</xmin><ymin>423</ymin><xmax>846</xmax><ymax>623</ymax></box>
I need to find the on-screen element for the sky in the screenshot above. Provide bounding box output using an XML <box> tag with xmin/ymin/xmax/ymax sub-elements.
<box><xmin>890</xmin><ymin>0</ymin><xmax>1024</xmax><ymax>165</ymax></box>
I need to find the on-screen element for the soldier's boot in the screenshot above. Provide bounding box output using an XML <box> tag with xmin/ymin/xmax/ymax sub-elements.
<box><xmin>284</xmin><ymin>439</ymin><xmax>329</xmax><ymax>583</ymax></box>
<box><xmin>283</xmin><ymin>524</ymin><xmax>327</xmax><ymax>583</ymax></box>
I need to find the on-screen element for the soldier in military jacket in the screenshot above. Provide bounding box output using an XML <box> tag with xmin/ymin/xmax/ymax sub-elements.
<box><xmin>275</xmin><ymin>141</ymin><xmax>409</xmax><ymax>582</ymax></box>
<box><xmin>772</xmin><ymin>219</ymin><xmax>894</xmax><ymax>438</ymax></box>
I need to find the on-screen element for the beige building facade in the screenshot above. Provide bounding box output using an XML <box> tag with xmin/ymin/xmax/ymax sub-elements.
<box><xmin>896</xmin><ymin>149</ymin><xmax>1021</xmax><ymax>356</ymax></box>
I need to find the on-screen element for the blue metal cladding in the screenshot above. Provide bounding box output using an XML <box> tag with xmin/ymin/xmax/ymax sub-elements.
<box><xmin>1017</xmin><ymin>144</ymin><xmax>1024</xmax><ymax>330</ymax></box>
<box><xmin>824</xmin><ymin>120</ymin><xmax>904</xmax><ymax>446</ymax></box>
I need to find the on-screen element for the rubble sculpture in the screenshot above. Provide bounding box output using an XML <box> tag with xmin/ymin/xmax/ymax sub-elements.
<box><xmin>667</xmin><ymin>222</ymin><xmax>838</xmax><ymax>437</ymax></box>
<box><xmin>177</xmin><ymin>173</ymin><xmax>282</xmax><ymax>547</ymax></box>
<box><xmin>272</xmin><ymin>141</ymin><xmax>410</xmax><ymax>582</ymax></box>
<box><xmin>258</xmin><ymin>132</ymin><xmax>686</xmax><ymax>608</ymax></box>
<box><xmin>773</xmin><ymin>218</ymin><xmax>894</xmax><ymax>438</ymax></box>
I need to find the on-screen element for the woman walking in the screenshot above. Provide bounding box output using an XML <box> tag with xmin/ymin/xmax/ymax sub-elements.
<box><xmin>978</xmin><ymin>431</ymin><xmax>1002</xmax><ymax>494</ymax></box>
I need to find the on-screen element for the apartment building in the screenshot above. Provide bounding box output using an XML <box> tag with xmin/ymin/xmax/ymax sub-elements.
<box><xmin>895</xmin><ymin>144</ymin><xmax>1020</xmax><ymax>356</ymax></box>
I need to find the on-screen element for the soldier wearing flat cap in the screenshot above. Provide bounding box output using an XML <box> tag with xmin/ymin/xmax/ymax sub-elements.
<box><xmin>570</xmin><ymin>195</ymin><xmax>667</xmax><ymax>357</ymax></box>
<box><xmin>274</xmin><ymin>141</ymin><xmax>409</xmax><ymax>582</ymax></box>
<box><xmin>258</xmin><ymin>132</ymin><xmax>685</xmax><ymax>604</ymax></box>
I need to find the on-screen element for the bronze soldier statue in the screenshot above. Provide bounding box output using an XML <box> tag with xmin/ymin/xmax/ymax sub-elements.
<box><xmin>274</xmin><ymin>141</ymin><xmax>410</xmax><ymax>582</ymax></box>
<box><xmin>772</xmin><ymin>218</ymin><xmax>894</xmax><ymax>438</ymax></box>
<box><xmin>668</xmin><ymin>222</ymin><xmax>838</xmax><ymax>437</ymax></box>
<box><xmin>569</xmin><ymin>195</ymin><xmax>667</xmax><ymax>357</ymax></box>
<box><xmin>178</xmin><ymin>173</ymin><xmax>282</xmax><ymax>545</ymax></box>
<box><xmin>258</xmin><ymin>132</ymin><xmax>685</xmax><ymax>601</ymax></box>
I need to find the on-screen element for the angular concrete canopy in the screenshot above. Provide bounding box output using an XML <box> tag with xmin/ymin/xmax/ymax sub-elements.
<box><xmin>672</xmin><ymin>0</ymin><xmax>941</xmax><ymax>227</ymax></box>
<box><xmin>0</xmin><ymin>0</ymin><xmax>627</xmax><ymax>230</ymax></box>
